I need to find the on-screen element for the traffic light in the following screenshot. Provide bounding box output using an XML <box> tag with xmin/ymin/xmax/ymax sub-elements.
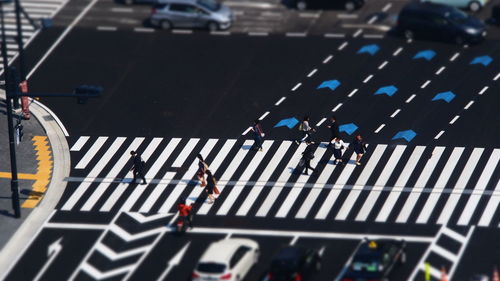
<box><xmin>74</xmin><ymin>85</ymin><xmax>103</xmax><ymax>104</ymax></box>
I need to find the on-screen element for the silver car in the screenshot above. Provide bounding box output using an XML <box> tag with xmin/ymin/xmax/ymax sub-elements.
<box><xmin>150</xmin><ymin>0</ymin><xmax>233</xmax><ymax>31</ymax></box>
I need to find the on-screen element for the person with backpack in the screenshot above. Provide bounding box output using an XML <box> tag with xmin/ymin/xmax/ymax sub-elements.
<box><xmin>205</xmin><ymin>170</ymin><xmax>218</xmax><ymax>204</ymax></box>
<box><xmin>295</xmin><ymin>115</ymin><xmax>315</xmax><ymax>144</ymax></box>
<box><xmin>130</xmin><ymin>150</ymin><xmax>147</xmax><ymax>184</ymax></box>
<box><xmin>332</xmin><ymin>137</ymin><xmax>346</xmax><ymax>165</ymax></box>
<box><xmin>251</xmin><ymin>119</ymin><xmax>265</xmax><ymax>151</ymax></box>
<box><xmin>352</xmin><ymin>135</ymin><xmax>367</xmax><ymax>166</ymax></box>
<box><xmin>300</xmin><ymin>140</ymin><xmax>316</xmax><ymax>175</ymax></box>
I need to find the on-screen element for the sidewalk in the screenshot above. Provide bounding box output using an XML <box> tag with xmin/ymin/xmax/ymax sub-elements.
<box><xmin>0</xmin><ymin>91</ymin><xmax>70</xmax><ymax>279</ymax></box>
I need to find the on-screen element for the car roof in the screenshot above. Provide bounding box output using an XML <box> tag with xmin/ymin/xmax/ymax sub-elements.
<box><xmin>199</xmin><ymin>239</ymin><xmax>257</xmax><ymax>264</ymax></box>
<box><xmin>402</xmin><ymin>2</ymin><xmax>456</xmax><ymax>15</ymax></box>
<box><xmin>355</xmin><ymin>239</ymin><xmax>402</xmax><ymax>258</ymax></box>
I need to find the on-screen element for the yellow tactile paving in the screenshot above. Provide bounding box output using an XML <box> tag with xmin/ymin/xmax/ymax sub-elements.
<box><xmin>20</xmin><ymin>136</ymin><xmax>53</xmax><ymax>208</ymax></box>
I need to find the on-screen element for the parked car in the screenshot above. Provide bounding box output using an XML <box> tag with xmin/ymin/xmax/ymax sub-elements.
<box><xmin>192</xmin><ymin>238</ymin><xmax>259</xmax><ymax>281</ymax></box>
<box><xmin>397</xmin><ymin>2</ymin><xmax>487</xmax><ymax>44</ymax></box>
<box><xmin>337</xmin><ymin>239</ymin><xmax>406</xmax><ymax>281</ymax></box>
<box><xmin>421</xmin><ymin>0</ymin><xmax>490</xmax><ymax>12</ymax></box>
<box><xmin>150</xmin><ymin>0</ymin><xmax>233</xmax><ymax>31</ymax></box>
<box><xmin>281</xmin><ymin>0</ymin><xmax>364</xmax><ymax>11</ymax></box>
<box><xmin>264</xmin><ymin>246</ymin><xmax>321</xmax><ymax>281</ymax></box>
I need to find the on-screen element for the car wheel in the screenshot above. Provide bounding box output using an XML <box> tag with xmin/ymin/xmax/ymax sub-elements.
<box><xmin>404</xmin><ymin>29</ymin><xmax>414</xmax><ymax>40</ymax></box>
<box><xmin>297</xmin><ymin>0</ymin><xmax>307</xmax><ymax>10</ymax></box>
<box><xmin>345</xmin><ymin>1</ymin><xmax>356</xmax><ymax>12</ymax></box>
<box><xmin>160</xmin><ymin>20</ymin><xmax>172</xmax><ymax>30</ymax></box>
<box><xmin>400</xmin><ymin>252</ymin><xmax>407</xmax><ymax>264</ymax></box>
<box><xmin>455</xmin><ymin>35</ymin><xmax>465</xmax><ymax>45</ymax></box>
<box><xmin>469</xmin><ymin>1</ymin><xmax>481</xmax><ymax>12</ymax></box>
<box><xmin>207</xmin><ymin>21</ymin><xmax>219</xmax><ymax>31</ymax></box>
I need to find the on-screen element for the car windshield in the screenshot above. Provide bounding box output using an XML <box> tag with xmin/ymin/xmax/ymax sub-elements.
<box><xmin>445</xmin><ymin>10</ymin><xmax>468</xmax><ymax>23</ymax></box>
<box><xmin>196</xmin><ymin>0</ymin><xmax>220</xmax><ymax>11</ymax></box>
<box><xmin>197</xmin><ymin>262</ymin><xmax>226</xmax><ymax>273</ymax></box>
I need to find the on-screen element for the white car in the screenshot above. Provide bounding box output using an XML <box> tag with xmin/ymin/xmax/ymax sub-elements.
<box><xmin>421</xmin><ymin>0</ymin><xmax>489</xmax><ymax>12</ymax></box>
<box><xmin>192</xmin><ymin>238</ymin><xmax>259</xmax><ymax>281</ymax></box>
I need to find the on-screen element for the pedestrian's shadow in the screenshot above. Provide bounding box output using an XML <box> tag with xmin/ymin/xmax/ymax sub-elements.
<box><xmin>241</xmin><ymin>145</ymin><xmax>253</xmax><ymax>151</ymax></box>
<box><xmin>0</xmin><ymin>209</ymin><xmax>17</xmax><ymax>218</ymax></box>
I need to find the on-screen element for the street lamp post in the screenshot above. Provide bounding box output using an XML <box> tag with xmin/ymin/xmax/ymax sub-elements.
<box><xmin>1</xmin><ymin>0</ymin><xmax>21</xmax><ymax>218</ymax></box>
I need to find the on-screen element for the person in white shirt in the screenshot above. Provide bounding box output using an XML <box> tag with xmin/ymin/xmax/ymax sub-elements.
<box><xmin>332</xmin><ymin>137</ymin><xmax>346</xmax><ymax>165</ymax></box>
<box><xmin>295</xmin><ymin>115</ymin><xmax>315</xmax><ymax>144</ymax></box>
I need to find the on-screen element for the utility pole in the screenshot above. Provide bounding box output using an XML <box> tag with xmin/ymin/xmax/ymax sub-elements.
<box><xmin>1</xmin><ymin>0</ymin><xmax>21</xmax><ymax>218</ymax></box>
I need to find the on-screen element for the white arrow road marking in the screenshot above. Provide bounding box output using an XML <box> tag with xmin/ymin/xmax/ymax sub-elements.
<box><xmin>33</xmin><ymin>237</ymin><xmax>63</xmax><ymax>281</ymax></box>
<box><xmin>95</xmin><ymin>244</ymin><xmax>150</xmax><ymax>261</ymax></box>
<box><xmin>126</xmin><ymin>212</ymin><xmax>174</xmax><ymax>224</ymax></box>
<box><xmin>109</xmin><ymin>225</ymin><xmax>164</xmax><ymax>242</ymax></box>
<box><xmin>81</xmin><ymin>263</ymin><xmax>135</xmax><ymax>280</ymax></box>
<box><xmin>157</xmin><ymin>242</ymin><xmax>191</xmax><ymax>281</ymax></box>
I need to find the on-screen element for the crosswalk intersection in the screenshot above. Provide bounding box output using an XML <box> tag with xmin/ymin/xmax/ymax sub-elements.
<box><xmin>61</xmin><ymin>136</ymin><xmax>500</xmax><ymax>227</ymax></box>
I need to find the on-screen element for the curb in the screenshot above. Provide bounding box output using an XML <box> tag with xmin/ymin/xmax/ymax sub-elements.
<box><xmin>0</xmin><ymin>93</ymin><xmax>70</xmax><ymax>280</ymax></box>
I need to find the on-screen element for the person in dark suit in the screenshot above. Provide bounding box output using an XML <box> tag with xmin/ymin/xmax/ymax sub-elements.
<box><xmin>301</xmin><ymin>141</ymin><xmax>316</xmax><ymax>175</ymax></box>
<box><xmin>130</xmin><ymin>150</ymin><xmax>147</xmax><ymax>184</ymax></box>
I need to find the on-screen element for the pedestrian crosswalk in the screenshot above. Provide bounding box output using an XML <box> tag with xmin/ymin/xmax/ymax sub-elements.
<box><xmin>61</xmin><ymin>136</ymin><xmax>500</xmax><ymax>227</ymax></box>
<box><xmin>0</xmin><ymin>0</ymin><xmax>68</xmax><ymax>72</ymax></box>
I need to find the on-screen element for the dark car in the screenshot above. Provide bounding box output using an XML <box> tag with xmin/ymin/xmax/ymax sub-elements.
<box><xmin>396</xmin><ymin>2</ymin><xmax>486</xmax><ymax>44</ymax></box>
<box><xmin>264</xmin><ymin>246</ymin><xmax>321</xmax><ymax>281</ymax></box>
<box><xmin>282</xmin><ymin>0</ymin><xmax>364</xmax><ymax>11</ymax></box>
<box><xmin>338</xmin><ymin>239</ymin><xmax>406</xmax><ymax>281</ymax></box>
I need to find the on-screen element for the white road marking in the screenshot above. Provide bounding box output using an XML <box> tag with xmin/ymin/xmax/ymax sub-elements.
<box><xmin>338</xmin><ymin>41</ymin><xmax>348</xmax><ymax>50</ymax></box>
<box><xmin>299</xmin><ymin>12</ymin><xmax>320</xmax><ymax>18</ymax></box>
<box><xmin>259</xmin><ymin>111</ymin><xmax>270</xmax><ymax>120</ymax></box>
<box><xmin>494</xmin><ymin>73</ymin><xmax>500</xmax><ymax>81</ymax></box>
<box><xmin>111</xmin><ymin>7</ymin><xmax>133</xmax><ymax>12</ymax></box>
<box><xmin>348</xmin><ymin>89</ymin><xmax>358</xmax><ymax>97</ymax></box>
<box><xmin>210</xmin><ymin>31</ymin><xmax>230</xmax><ymax>35</ymax></box>
<box><xmin>275</xmin><ymin>97</ymin><xmax>286</xmax><ymax>106</ymax></box>
<box><xmin>479</xmin><ymin>86</ymin><xmax>488</xmax><ymax>95</ymax></box>
<box><xmin>324</xmin><ymin>33</ymin><xmax>345</xmax><ymax>38</ymax></box>
<box><xmin>374</xmin><ymin>124</ymin><xmax>385</xmax><ymax>133</ymax></box>
<box><xmin>242</xmin><ymin>127</ymin><xmax>252</xmax><ymax>135</ymax></box>
<box><xmin>70</xmin><ymin>136</ymin><xmax>90</xmax><ymax>151</ymax></box>
<box><xmin>382</xmin><ymin>3</ymin><xmax>392</xmax><ymax>12</ymax></box>
<box><xmin>292</xmin><ymin>82</ymin><xmax>302</xmax><ymax>91</ymax></box>
<box><xmin>172</xmin><ymin>139</ymin><xmax>199</xmax><ymax>167</ymax></box>
<box><xmin>478</xmin><ymin>179</ymin><xmax>500</xmax><ymax>226</ymax></box>
<box><xmin>332</xmin><ymin>103</ymin><xmax>343</xmax><ymax>112</ymax></box>
<box><xmin>378</xmin><ymin>61</ymin><xmax>388</xmax><ymax>70</ymax></box>
<box><xmin>323</xmin><ymin>55</ymin><xmax>333</xmax><ymax>64</ymax></box>
<box><xmin>393</xmin><ymin>47</ymin><xmax>403</xmax><ymax>56</ymax></box>
<box><xmin>405</xmin><ymin>94</ymin><xmax>416</xmax><ymax>103</ymax></box>
<box><xmin>390</xmin><ymin>109</ymin><xmax>401</xmax><ymax>118</ymax></box>
<box><xmin>172</xmin><ymin>29</ymin><xmax>192</xmax><ymax>34</ymax></box>
<box><xmin>363</xmin><ymin>74</ymin><xmax>373</xmax><ymax>83</ymax></box>
<box><xmin>458</xmin><ymin>150</ymin><xmax>500</xmax><ymax>225</ymax></box>
<box><xmin>434</xmin><ymin>130</ymin><xmax>445</xmax><ymax>139</ymax></box>
<box><xmin>464</xmin><ymin>100</ymin><xmax>474</xmax><ymax>110</ymax></box>
<box><xmin>450</xmin><ymin>52</ymin><xmax>460</xmax><ymax>61</ymax></box>
<box><xmin>353</xmin><ymin>29</ymin><xmax>362</xmax><ymax>37</ymax></box>
<box><xmin>438</xmin><ymin>148</ymin><xmax>484</xmax><ymax>224</ymax></box>
<box><xmin>286</xmin><ymin>32</ymin><xmax>307</xmax><ymax>37</ymax></box>
<box><xmin>337</xmin><ymin>14</ymin><xmax>358</xmax><ymax>19</ymax></box>
<box><xmin>421</xmin><ymin>80</ymin><xmax>431</xmax><ymax>88</ymax></box>
<box><xmin>97</xmin><ymin>26</ymin><xmax>117</xmax><ymax>31</ymax></box>
<box><xmin>307</xmin><ymin>68</ymin><xmax>318</xmax><ymax>77</ymax></box>
<box><xmin>134</xmin><ymin>27</ymin><xmax>154</xmax><ymax>32</ymax></box>
<box><xmin>367</xmin><ymin>16</ymin><xmax>377</xmax><ymax>24</ymax></box>
<box><xmin>248</xmin><ymin>32</ymin><xmax>268</xmax><ymax>36</ymax></box>
<box><xmin>449</xmin><ymin>115</ymin><xmax>460</xmax><ymax>125</ymax></box>
<box><xmin>316</xmin><ymin>118</ymin><xmax>326</xmax><ymax>127</ymax></box>
<box><xmin>435</xmin><ymin>66</ymin><xmax>445</xmax><ymax>75</ymax></box>
<box><xmin>75</xmin><ymin>137</ymin><xmax>108</xmax><ymax>169</ymax></box>
<box><xmin>362</xmin><ymin>34</ymin><xmax>384</xmax><ymax>39</ymax></box>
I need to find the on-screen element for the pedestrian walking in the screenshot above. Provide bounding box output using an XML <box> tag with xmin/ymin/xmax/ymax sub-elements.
<box><xmin>251</xmin><ymin>119</ymin><xmax>265</xmax><ymax>151</ymax></box>
<box><xmin>177</xmin><ymin>196</ymin><xmax>193</xmax><ymax>229</ymax></box>
<box><xmin>295</xmin><ymin>115</ymin><xmax>315</xmax><ymax>144</ymax></box>
<box><xmin>205</xmin><ymin>170</ymin><xmax>218</xmax><ymax>204</ymax></box>
<box><xmin>327</xmin><ymin>116</ymin><xmax>340</xmax><ymax>145</ymax></box>
<box><xmin>300</xmin><ymin>140</ymin><xmax>316</xmax><ymax>175</ymax></box>
<box><xmin>130</xmin><ymin>150</ymin><xmax>147</xmax><ymax>184</ymax></box>
<box><xmin>196</xmin><ymin>154</ymin><xmax>209</xmax><ymax>187</ymax></box>
<box><xmin>332</xmin><ymin>137</ymin><xmax>346</xmax><ymax>165</ymax></box>
<box><xmin>352</xmin><ymin>135</ymin><xmax>367</xmax><ymax>166</ymax></box>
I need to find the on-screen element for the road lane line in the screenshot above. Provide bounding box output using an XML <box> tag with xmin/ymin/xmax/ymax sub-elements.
<box><xmin>494</xmin><ymin>73</ymin><xmax>500</xmax><ymax>81</ymax></box>
<box><xmin>348</xmin><ymin>89</ymin><xmax>358</xmax><ymax>97</ymax></box>
<box><xmin>323</xmin><ymin>55</ymin><xmax>333</xmax><ymax>64</ymax></box>
<box><xmin>210</xmin><ymin>31</ymin><xmax>230</xmax><ymax>35</ymax></box>
<box><xmin>332</xmin><ymin>103</ymin><xmax>343</xmax><ymax>112</ymax></box>
<box><xmin>376</xmin><ymin>146</ymin><xmax>426</xmax><ymax>222</ymax></box>
<box><xmin>172</xmin><ymin>29</ymin><xmax>192</xmax><ymax>34</ymax></box>
<box><xmin>134</xmin><ymin>27</ymin><xmax>154</xmax><ymax>32</ymax></box>
<box><xmin>479</xmin><ymin>86</ymin><xmax>488</xmax><ymax>95</ymax></box>
<box><xmin>242</xmin><ymin>127</ymin><xmax>252</xmax><ymax>135</ymax></box>
<box><xmin>367</xmin><ymin>16</ymin><xmax>377</xmax><ymax>24</ymax></box>
<box><xmin>435</xmin><ymin>66</ymin><xmax>445</xmax><ymax>75</ymax></box>
<box><xmin>405</xmin><ymin>94</ymin><xmax>416</xmax><ymax>103</ymax></box>
<box><xmin>416</xmin><ymin>147</ymin><xmax>464</xmax><ymax>224</ymax></box>
<box><xmin>172</xmin><ymin>139</ymin><xmax>199</xmax><ymax>167</ymax></box>
<box><xmin>449</xmin><ymin>115</ymin><xmax>460</xmax><ymax>125</ymax></box>
<box><xmin>286</xmin><ymin>32</ymin><xmax>307</xmax><ymax>37</ymax></box>
<box><xmin>464</xmin><ymin>100</ymin><xmax>474</xmax><ymax>110</ymax></box>
<box><xmin>316</xmin><ymin>118</ymin><xmax>326</xmax><ymax>127</ymax></box>
<box><xmin>396</xmin><ymin>146</ymin><xmax>445</xmax><ymax>223</ymax></box>
<box><xmin>390</xmin><ymin>109</ymin><xmax>401</xmax><ymax>118</ymax></box>
<box><xmin>450</xmin><ymin>52</ymin><xmax>460</xmax><ymax>61</ymax></box>
<box><xmin>292</xmin><ymin>82</ymin><xmax>302</xmax><ymax>91</ymax></box>
<box><xmin>382</xmin><ymin>3</ymin><xmax>392</xmax><ymax>12</ymax></box>
<box><xmin>259</xmin><ymin>111</ymin><xmax>270</xmax><ymax>120</ymax></box>
<box><xmin>70</xmin><ymin>136</ymin><xmax>90</xmax><ymax>151</ymax></box>
<box><xmin>363</xmin><ymin>74</ymin><xmax>373</xmax><ymax>83</ymax></box>
<box><xmin>307</xmin><ymin>69</ymin><xmax>317</xmax><ymax>77</ymax></box>
<box><xmin>393</xmin><ymin>47</ymin><xmax>403</xmax><ymax>56</ymax></box>
<box><xmin>353</xmin><ymin>29</ymin><xmax>362</xmax><ymax>37</ymax></box>
<box><xmin>374</xmin><ymin>124</ymin><xmax>385</xmax><ymax>133</ymax></box>
<box><xmin>338</xmin><ymin>41</ymin><xmax>348</xmax><ymax>50</ymax></box>
<box><xmin>421</xmin><ymin>80</ymin><xmax>431</xmax><ymax>88</ymax></box>
<box><xmin>97</xmin><ymin>26</ymin><xmax>117</xmax><ymax>31</ymax></box>
<box><xmin>434</xmin><ymin>131</ymin><xmax>445</xmax><ymax>139</ymax></box>
<box><xmin>324</xmin><ymin>33</ymin><xmax>345</xmax><ymax>38</ymax></box>
<box><xmin>378</xmin><ymin>61</ymin><xmax>388</xmax><ymax>70</ymax></box>
<box><xmin>275</xmin><ymin>97</ymin><xmax>286</xmax><ymax>106</ymax></box>
<box><xmin>457</xmin><ymin>149</ymin><xmax>500</xmax><ymax>225</ymax></box>
<box><xmin>248</xmin><ymin>32</ymin><xmax>268</xmax><ymax>36</ymax></box>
